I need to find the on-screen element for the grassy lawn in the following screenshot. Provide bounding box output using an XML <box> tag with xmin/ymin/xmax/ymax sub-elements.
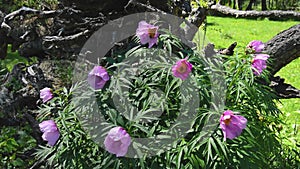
<box><xmin>204</xmin><ymin>16</ymin><xmax>300</xmax><ymax>148</ymax></box>
<box><xmin>205</xmin><ymin>16</ymin><xmax>299</xmax><ymax>49</ymax></box>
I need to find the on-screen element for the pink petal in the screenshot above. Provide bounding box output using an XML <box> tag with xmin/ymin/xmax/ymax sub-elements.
<box><xmin>116</xmin><ymin>145</ymin><xmax>129</xmax><ymax>157</ymax></box>
<box><xmin>136</xmin><ymin>21</ymin><xmax>159</xmax><ymax>48</ymax></box>
<box><xmin>88</xmin><ymin>66</ymin><xmax>109</xmax><ymax>90</ymax></box>
<box><xmin>254</xmin><ymin>54</ymin><xmax>269</xmax><ymax>60</ymax></box>
<box><xmin>39</xmin><ymin>120</ymin><xmax>57</xmax><ymax>133</ymax></box>
<box><xmin>220</xmin><ymin>110</ymin><xmax>247</xmax><ymax>140</ymax></box>
<box><xmin>230</xmin><ymin>115</ymin><xmax>247</xmax><ymax>129</ymax></box>
<box><xmin>42</xmin><ymin>131</ymin><xmax>60</xmax><ymax>146</ymax></box>
<box><xmin>104</xmin><ymin>127</ymin><xmax>131</xmax><ymax>157</ymax></box>
<box><xmin>223</xmin><ymin>123</ymin><xmax>243</xmax><ymax>140</ymax></box>
<box><xmin>40</xmin><ymin>87</ymin><xmax>53</xmax><ymax>103</ymax></box>
<box><xmin>247</xmin><ymin>40</ymin><xmax>265</xmax><ymax>53</ymax></box>
<box><xmin>172</xmin><ymin>58</ymin><xmax>193</xmax><ymax>80</ymax></box>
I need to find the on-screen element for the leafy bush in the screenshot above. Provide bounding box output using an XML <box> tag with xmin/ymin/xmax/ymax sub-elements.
<box><xmin>0</xmin><ymin>125</ymin><xmax>37</xmax><ymax>169</ymax></box>
<box><xmin>31</xmin><ymin>22</ymin><xmax>297</xmax><ymax>168</ymax></box>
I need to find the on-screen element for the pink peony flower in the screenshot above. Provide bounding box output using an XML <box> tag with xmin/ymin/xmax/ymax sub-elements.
<box><xmin>136</xmin><ymin>21</ymin><xmax>159</xmax><ymax>48</ymax></box>
<box><xmin>172</xmin><ymin>58</ymin><xmax>193</xmax><ymax>80</ymax></box>
<box><xmin>39</xmin><ymin>120</ymin><xmax>60</xmax><ymax>146</ymax></box>
<box><xmin>104</xmin><ymin>126</ymin><xmax>131</xmax><ymax>157</ymax></box>
<box><xmin>252</xmin><ymin>54</ymin><xmax>269</xmax><ymax>76</ymax></box>
<box><xmin>40</xmin><ymin>87</ymin><xmax>53</xmax><ymax>103</ymax></box>
<box><xmin>246</xmin><ymin>40</ymin><xmax>265</xmax><ymax>53</ymax></box>
<box><xmin>220</xmin><ymin>110</ymin><xmax>247</xmax><ymax>140</ymax></box>
<box><xmin>87</xmin><ymin>66</ymin><xmax>110</xmax><ymax>90</ymax></box>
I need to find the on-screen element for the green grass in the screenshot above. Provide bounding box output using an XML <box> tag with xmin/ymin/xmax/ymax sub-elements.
<box><xmin>203</xmin><ymin>16</ymin><xmax>300</xmax><ymax>148</ymax></box>
<box><xmin>276</xmin><ymin>58</ymin><xmax>300</xmax><ymax>148</ymax></box>
<box><xmin>204</xmin><ymin>16</ymin><xmax>299</xmax><ymax>49</ymax></box>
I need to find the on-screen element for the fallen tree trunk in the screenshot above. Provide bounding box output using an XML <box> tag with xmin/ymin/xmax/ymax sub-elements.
<box><xmin>264</xmin><ymin>23</ymin><xmax>300</xmax><ymax>99</ymax></box>
<box><xmin>264</xmin><ymin>24</ymin><xmax>300</xmax><ymax>75</ymax></box>
<box><xmin>210</xmin><ymin>4</ymin><xmax>300</xmax><ymax>20</ymax></box>
<box><xmin>0</xmin><ymin>0</ymin><xmax>201</xmax><ymax>60</ymax></box>
<box><xmin>269</xmin><ymin>76</ymin><xmax>300</xmax><ymax>99</ymax></box>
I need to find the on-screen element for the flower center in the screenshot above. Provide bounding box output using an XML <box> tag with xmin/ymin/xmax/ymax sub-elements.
<box><xmin>148</xmin><ymin>28</ymin><xmax>157</xmax><ymax>38</ymax></box>
<box><xmin>176</xmin><ymin>62</ymin><xmax>187</xmax><ymax>73</ymax></box>
<box><xmin>224</xmin><ymin>118</ymin><xmax>231</xmax><ymax>125</ymax></box>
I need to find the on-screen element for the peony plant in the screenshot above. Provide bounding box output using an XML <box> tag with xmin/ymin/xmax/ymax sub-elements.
<box><xmin>33</xmin><ymin>21</ymin><xmax>284</xmax><ymax>169</ymax></box>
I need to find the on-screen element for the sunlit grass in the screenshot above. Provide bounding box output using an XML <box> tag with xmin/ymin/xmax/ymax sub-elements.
<box><xmin>276</xmin><ymin>58</ymin><xmax>300</xmax><ymax>148</ymax></box>
<box><xmin>205</xmin><ymin>16</ymin><xmax>299</xmax><ymax>49</ymax></box>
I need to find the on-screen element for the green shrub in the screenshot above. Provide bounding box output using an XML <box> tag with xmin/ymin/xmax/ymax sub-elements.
<box><xmin>32</xmin><ymin>26</ymin><xmax>294</xmax><ymax>168</ymax></box>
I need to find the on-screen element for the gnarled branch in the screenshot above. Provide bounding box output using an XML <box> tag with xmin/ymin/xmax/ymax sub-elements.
<box><xmin>210</xmin><ymin>4</ymin><xmax>300</xmax><ymax>20</ymax></box>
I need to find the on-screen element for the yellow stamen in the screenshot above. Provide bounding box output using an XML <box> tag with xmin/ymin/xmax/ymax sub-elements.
<box><xmin>148</xmin><ymin>28</ymin><xmax>157</xmax><ymax>38</ymax></box>
<box><xmin>176</xmin><ymin>62</ymin><xmax>187</xmax><ymax>73</ymax></box>
<box><xmin>224</xmin><ymin>118</ymin><xmax>231</xmax><ymax>125</ymax></box>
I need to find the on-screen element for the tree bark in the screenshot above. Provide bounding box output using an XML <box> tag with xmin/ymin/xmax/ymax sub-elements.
<box><xmin>210</xmin><ymin>4</ymin><xmax>300</xmax><ymax>20</ymax></box>
<box><xmin>264</xmin><ymin>24</ymin><xmax>300</xmax><ymax>75</ymax></box>
<box><xmin>0</xmin><ymin>0</ymin><xmax>201</xmax><ymax>60</ymax></box>
<box><xmin>262</xmin><ymin>24</ymin><xmax>300</xmax><ymax>99</ymax></box>
<box><xmin>246</xmin><ymin>0</ymin><xmax>256</xmax><ymax>10</ymax></box>
<box><xmin>262</xmin><ymin>0</ymin><xmax>268</xmax><ymax>10</ymax></box>
<box><xmin>237</xmin><ymin>0</ymin><xmax>243</xmax><ymax>10</ymax></box>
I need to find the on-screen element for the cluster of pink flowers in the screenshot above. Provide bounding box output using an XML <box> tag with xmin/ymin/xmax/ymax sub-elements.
<box><xmin>37</xmin><ymin>21</ymin><xmax>266</xmax><ymax>156</ymax></box>
<box><xmin>136</xmin><ymin>21</ymin><xmax>193</xmax><ymax>81</ymax></box>
<box><xmin>39</xmin><ymin>87</ymin><xmax>60</xmax><ymax>146</ymax></box>
<box><xmin>246</xmin><ymin>40</ymin><xmax>270</xmax><ymax>76</ymax></box>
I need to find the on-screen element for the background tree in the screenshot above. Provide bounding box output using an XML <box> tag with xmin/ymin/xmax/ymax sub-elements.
<box><xmin>246</xmin><ymin>0</ymin><xmax>256</xmax><ymax>10</ymax></box>
<box><xmin>262</xmin><ymin>0</ymin><xmax>267</xmax><ymax>10</ymax></box>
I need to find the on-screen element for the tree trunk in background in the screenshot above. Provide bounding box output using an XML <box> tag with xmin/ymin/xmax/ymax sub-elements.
<box><xmin>238</xmin><ymin>0</ymin><xmax>243</xmax><ymax>10</ymax></box>
<box><xmin>235</xmin><ymin>0</ymin><xmax>239</xmax><ymax>9</ymax></box>
<box><xmin>210</xmin><ymin>4</ymin><xmax>300</xmax><ymax>20</ymax></box>
<box><xmin>264</xmin><ymin>24</ymin><xmax>300</xmax><ymax>76</ymax></box>
<box><xmin>262</xmin><ymin>0</ymin><xmax>267</xmax><ymax>10</ymax></box>
<box><xmin>264</xmin><ymin>23</ymin><xmax>300</xmax><ymax>99</ymax></box>
<box><xmin>233</xmin><ymin>0</ymin><xmax>236</xmax><ymax>9</ymax></box>
<box><xmin>0</xmin><ymin>0</ymin><xmax>206</xmax><ymax>118</ymax></box>
<box><xmin>233</xmin><ymin>0</ymin><xmax>243</xmax><ymax>10</ymax></box>
<box><xmin>228</xmin><ymin>0</ymin><xmax>232</xmax><ymax>7</ymax></box>
<box><xmin>246</xmin><ymin>0</ymin><xmax>256</xmax><ymax>10</ymax></box>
